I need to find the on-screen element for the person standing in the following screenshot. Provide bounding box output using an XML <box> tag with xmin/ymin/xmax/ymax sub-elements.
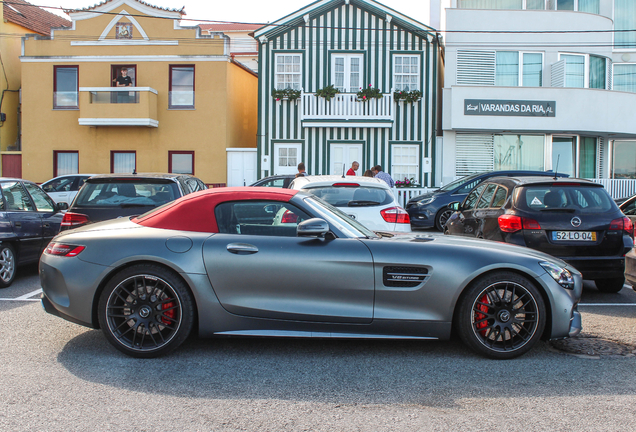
<box><xmin>372</xmin><ymin>165</ymin><xmax>395</xmax><ymax>188</ymax></box>
<box><xmin>296</xmin><ymin>162</ymin><xmax>308</xmax><ymax>178</ymax></box>
<box><xmin>114</xmin><ymin>67</ymin><xmax>133</xmax><ymax>103</ymax></box>
<box><xmin>346</xmin><ymin>161</ymin><xmax>359</xmax><ymax>176</ymax></box>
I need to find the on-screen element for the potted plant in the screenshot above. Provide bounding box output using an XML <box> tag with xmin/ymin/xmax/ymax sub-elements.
<box><xmin>395</xmin><ymin>177</ymin><xmax>420</xmax><ymax>188</ymax></box>
<box><xmin>315</xmin><ymin>84</ymin><xmax>340</xmax><ymax>101</ymax></box>
<box><xmin>356</xmin><ymin>84</ymin><xmax>383</xmax><ymax>101</ymax></box>
<box><xmin>394</xmin><ymin>90</ymin><xmax>422</xmax><ymax>103</ymax></box>
<box><xmin>271</xmin><ymin>88</ymin><xmax>301</xmax><ymax>102</ymax></box>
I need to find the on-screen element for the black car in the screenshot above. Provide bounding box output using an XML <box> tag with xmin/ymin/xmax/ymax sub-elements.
<box><xmin>61</xmin><ymin>173</ymin><xmax>207</xmax><ymax>231</ymax></box>
<box><xmin>250</xmin><ymin>174</ymin><xmax>295</xmax><ymax>188</ymax></box>
<box><xmin>0</xmin><ymin>178</ymin><xmax>67</xmax><ymax>287</ymax></box>
<box><xmin>445</xmin><ymin>176</ymin><xmax>633</xmax><ymax>293</ymax></box>
<box><xmin>406</xmin><ymin>170</ymin><xmax>568</xmax><ymax>231</ymax></box>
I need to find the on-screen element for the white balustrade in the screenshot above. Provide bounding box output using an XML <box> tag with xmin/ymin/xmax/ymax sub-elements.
<box><xmin>393</xmin><ymin>187</ymin><xmax>431</xmax><ymax>208</ymax></box>
<box><xmin>590</xmin><ymin>179</ymin><xmax>636</xmax><ymax>200</ymax></box>
<box><xmin>300</xmin><ymin>92</ymin><xmax>393</xmax><ymax>121</ymax></box>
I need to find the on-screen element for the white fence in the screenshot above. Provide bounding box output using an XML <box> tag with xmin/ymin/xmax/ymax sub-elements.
<box><xmin>590</xmin><ymin>179</ymin><xmax>636</xmax><ymax>200</ymax></box>
<box><xmin>393</xmin><ymin>187</ymin><xmax>431</xmax><ymax>208</ymax></box>
<box><xmin>300</xmin><ymin>92</ymin><xmax>394</xmax><ymax>121</ymax></box>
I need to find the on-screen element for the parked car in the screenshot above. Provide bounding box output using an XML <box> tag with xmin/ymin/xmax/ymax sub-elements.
<box><xmin>0</xmin><ymin>178</ymin><xmax>67</xmax><ymax>287</ymax></box>
<box><xmin>61</xmin><ymin>173</ymin><xmax>207</xmax><ymax>231</ymax></box>
<box><xmin>444</xmin><ymin>176</ymin><xmax>633</xmax><ymax>293</ymax></box>
<box><xmin>289</xmin><ymin>175</ymin><xmax>411</xmax><ymax>232</ymax></box>
<box><xmin>40</xmin><ymin>186</ymin><xmax>582</xmax><ymax>359</ymax></box>
<box><xmin>406</xmin><ymin>170</ymin><xmax>569</xmax><ymax>231</ymax></box>
<box><xmin>250</xmin><ymin>174</ymin><xmax>295</xmax><ymax>188</ymax></box>
<box><xmin>40</xmin><ymin>174</ymin><xmax>95</xmax><ymax>205</ymax></box>
<box><xmin>618</xmin><ymin>194</ymin><xmax>636</xmax><ymax>227</ymax></box>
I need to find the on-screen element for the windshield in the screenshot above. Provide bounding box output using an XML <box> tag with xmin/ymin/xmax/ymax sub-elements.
<box><xmin>303</xmin><ymin>185</ymin><xmax>393</xmax><ymax>207</ymax></box>
<box><xmin>439</xmin><ymin>173</ymin><xmax>482</xmax><ymax>192</ymax></box>
<box><xmin>303</xmin><ymin>196</ymin><xmax>379</xmax><ymax>239</ymax></box>
<box><xmin>515</xmin><ymin>185</ymin><xmax>615</xmax><ymax>214</ymax></box>
<box><xmin>74</xmin><ymin>181</ymin><xmax>180</xmax><ymax>207</ymax></box>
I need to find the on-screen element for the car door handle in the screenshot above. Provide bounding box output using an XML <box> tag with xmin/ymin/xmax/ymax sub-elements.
<box><xmin>226</xmin><ymin>243</ymin><xmax>259</xmax><ymax>254</ymax></box>
<box><xmin>43</xmin><ymin>223</ymin><xmax>50</xmax><ymax>228</ymax></box>
<box><xmin>14</xmin><ymin>222</ymin><xmax>21</xmax><ymax>228</ymax></box>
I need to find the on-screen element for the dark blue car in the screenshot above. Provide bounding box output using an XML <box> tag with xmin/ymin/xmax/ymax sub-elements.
<box><xmin>406</xmin><ymin>170</ymin><xmax>568</xmax><ymax>231</ymax></box>
<box><xmin>0</xmin><ymin>178</ymin><xmax>67</xmax><ymax>287</ymax></box>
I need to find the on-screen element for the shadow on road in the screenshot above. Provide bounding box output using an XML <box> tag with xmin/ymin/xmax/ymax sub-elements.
<box><xmin>56</xmin><ymin>330</ymin><xmax>635</xmax><ymax>407</ymax></box>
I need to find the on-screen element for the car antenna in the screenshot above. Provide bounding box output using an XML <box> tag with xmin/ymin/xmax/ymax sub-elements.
<box><xmin>342</xmin><ymin>164</ymin><xmax>346</xmax><ymax>178</ymax></box>
<box><xmin>553</xmin><ymin>155</ymin><xmax>560</xmax><ymax>180</ymax></box>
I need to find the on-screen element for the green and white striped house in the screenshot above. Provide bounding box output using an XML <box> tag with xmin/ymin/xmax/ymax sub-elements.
<box><xmin>253</xmin><ymin>0</ymin><xmax>441</xmax><ymax>186</ymax></box>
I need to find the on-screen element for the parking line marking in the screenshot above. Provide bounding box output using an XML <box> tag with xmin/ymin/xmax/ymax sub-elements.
<box><xmin>0</xmin><ymin>289</ymin><xmax>42</xmax><ymax>302</ymax></box>
<box><xmin>579</xmin><ymin>303</ymin><xmax>636</xmax><ymax>306</ymax></box>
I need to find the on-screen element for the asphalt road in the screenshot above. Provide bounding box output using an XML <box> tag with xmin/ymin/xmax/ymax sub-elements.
<box><xmin>1</xmin><ymin>263</ymin><xmax>636</xmax><ymax>431</ymax></box>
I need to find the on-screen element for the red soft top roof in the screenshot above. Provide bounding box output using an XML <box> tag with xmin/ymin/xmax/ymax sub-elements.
<box><xmin>134</xmin><ymin>187</ymin><xmax>298</xmax><ymax>233</ymax></box>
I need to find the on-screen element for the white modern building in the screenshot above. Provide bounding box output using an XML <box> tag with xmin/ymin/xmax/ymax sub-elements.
<box><xmin>432</xmin><ymin>0</ymin><xmax>636</xmax><ymax>196</ymax></box>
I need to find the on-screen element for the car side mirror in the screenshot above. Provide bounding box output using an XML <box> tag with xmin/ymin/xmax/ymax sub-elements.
<box><xmin>263</xmin><ymin>204</ymin><xmax>277</xmax><ymax>214</ymax></box>
<box><xmin>448</xmin><ymin>201</ymin><xmax>461</xmax><ymax>211</ymax></box>
<box><xmin>297</xmin><ymin>218</ymin><xmax>329</xmax><ymax>237</ymax></box>
<box><xmin>56</xmin><ymin>202</ymin><xmax>69</xmax><ymax>212</ymax></box>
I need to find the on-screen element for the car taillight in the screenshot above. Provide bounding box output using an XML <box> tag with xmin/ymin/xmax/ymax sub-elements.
<box><xmin>610</xmin><ymin>216</ymin><xmax>634</xmax><ymax>238</ymax></box>
<box><xmin>61</xmin><ymin>212</ymin><xmax>90</xmax><ymax>227</ymax></box>
<box><xmin>380</xmin><ymin>206</ymin><xmax>410</xmax><ymax>224</ymax></box>
<box><xmin>280</xmin><ymin>210</ymin><xmax>298</xmax><ymax>224</ymax></box>
<box><xmin>44</xmin><ymin>242</ymin><xmax>85</xmax><ymax>257</ymax></box>
<box><xmin>498</xmin><ymin>215</ymin><xmax>541</xmax><ymax>233</ymax></box>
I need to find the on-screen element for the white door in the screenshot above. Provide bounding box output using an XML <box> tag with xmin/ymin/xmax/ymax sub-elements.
<box><xmin>330</xmin><ymin>143</ymin><xmax>363</xmax><ymax>175</ymax></box>
<box><xmin>274</xmin><ymin>143</ymin><xmax>303</xmax><ymax>175</ymax></box>
<box><xmin>227</xmin><ymin>149</ymin><xmax>257</xmax><ymax>187</ymax></box>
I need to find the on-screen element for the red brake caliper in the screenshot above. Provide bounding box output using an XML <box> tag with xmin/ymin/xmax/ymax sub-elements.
<box><xmin>161</xmin><ymin>301</ymin><xmax>176</xmax><ymax>325</ymax></box>
<box><xmin>475</xmin><ymin>294</ymin><xmax>490</xmax><ymax>336</ymax></box>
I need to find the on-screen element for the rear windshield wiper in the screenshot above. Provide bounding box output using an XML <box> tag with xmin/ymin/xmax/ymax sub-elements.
<box><xmin>348</xmin><ymin>200</ymin><xmax>381</xmax><ymax>207</ymax></box>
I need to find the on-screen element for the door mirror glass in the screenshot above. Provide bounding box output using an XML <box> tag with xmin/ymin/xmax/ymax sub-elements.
<box><xmin>448</xmin><ymin>201</ymin><xmax>461</xmax><ymax>211</ymax></box>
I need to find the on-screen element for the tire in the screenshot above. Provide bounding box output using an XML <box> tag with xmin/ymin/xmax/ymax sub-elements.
<box><xmin>0</xmin><ymin>244</ymin><xmax>16</xmax><ymax>288</ymax></box>
<box><xmin>594</xmin><ymin>278</ymin><xmax>625</xmax><ymax>294</ymax></box>
<box><xmin>98</xmin><ymin>264</ymin><xmax>194</xmax><ymax>358</ymax></box>
<box><xmin>455</xmin><ymin>271</ymin><xmax>546</xmax><ymax>359</ymax></box>
<box><xmin>435</xmin><ymin>209</ymin><xmax>454</xmax><ymax>232</ymax></box>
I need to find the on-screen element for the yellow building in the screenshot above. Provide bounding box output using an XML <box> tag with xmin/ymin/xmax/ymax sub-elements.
<box><xmin>20</xmin><ymin>0</ymin><xmax>257</xmax><ymax>185</ymax></box>
<box><xmin>1</xmin><ymin>0</ymin><xmax>70</xmax><ymax>177</ymax></box>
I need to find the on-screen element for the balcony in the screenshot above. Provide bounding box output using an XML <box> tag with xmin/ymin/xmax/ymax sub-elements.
<box><xmin>299</xmin><ymin>92</ymin><xmax>394</xmax><ymax>128</ymax></box>
<box><xmin>78</xmin><ymin>87</ymin><xmax>158</xmax><ymax>127</ymax></box>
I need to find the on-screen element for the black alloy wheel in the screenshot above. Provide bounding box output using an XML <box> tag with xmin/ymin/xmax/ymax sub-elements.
<box><xmin>456</xmin><ymin>271</ymin><xmax>546</xmax><ymax>359</ymax></box>
<box><xmin>98</xmin><ymin>264</ymin><xmax>194</xmax><ymax>358</ymax></box>
<box><xmin>435</xmin><ymin>209</ymin><xmax>454</xmax><ymax>232</ymax></box>
<box><xmin>0</xmin><ymin>244</ymin><xmax>16</xmax><ymax>288</ymax></box>
<box><xmin>594</xmin><ymin>278</ymin><xmax>625</xmax><ymax>294</ymax></box>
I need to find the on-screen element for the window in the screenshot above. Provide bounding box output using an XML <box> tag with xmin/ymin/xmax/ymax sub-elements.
<box><xmin>278</xmin><ymin>147</ymin><xmax>297</xmax><ymax>168</ymax></box>
<box><xmin>169</xmin><ymin>151</ymin><xmax>194</xmax><ymax>175</ymax></box>
<box><xmin>332</xmin><ymin>53</ymin><xmax>363</xmax><ymax>92</ymax></box>
<box><xmin>393</xmin><ymin>55</ymin><xmax>420</xmax><ymax>91</ymax></box>
<box><xmin>457</xmin><ymin>0</ymin><xmax>598</xmax><ymax>11</ymax></box>
<box><xmin>492</xmin><ymin>186</ymin><xmax>508</xmax><ymax>207</ymax></box>
<box><xmin>463</xmin><ymin>184</ymin><xmax>487</xmax><ymax>211</ymax></box>
<box><xmin>494</xmin><ymin>134</ymin><xmax>545</xmax><ymax>171</ymax></box>
<box><xmin>552</xmin><ymin>137</ymin><xmax>576</xmax><ymax>177</ymax></box>
<box><xmin>559</xmin><ymin>53</ymin><xmax>607</xmax><ymax>89</ymax></box>
<box><xmin>169</xmin><ymin>65</ymin><xmax>195</xmax><ymax>108</ymax></box>
<box><xmin>215</xmin><ymin>201</ymin><xmax>311</xmax><ymax>237</ymax></box>
<box><xmin>23</xmin><ymin>183</ymin><xmax>55</xmax><ymax>212</ymax></box>
<box><xmin>53</xmin><ymin>151</ymin><xmax>78</xmax><ymax>177</ymax></box>
<box><xmin>1</xmin><ymin>182</ymin><xmax>34</xmax><ymax>211</ymax></box>
<box><xmin>615</xmin><ymin>0</ymin><xmax>636</xmax><ymax>48</ymax></box>
<box><xmin>613</xmin><ymin>64</ymin><xmax>636</xmax><ymax>92</ymax></box>
<box><xmin>275</xmin><ymin>54</ymin><xmax>302</xmax><ymax>90</ymax></box>
<box><xmin>579</xmin><ymin>137</ymin><xmax>597</xmax><ymax>178</ymax></box>
<box><xmin>54</xmin><ymin>66</ymin><xmax>78</xmax><ymax>109</ymax></box>
<box><xmin>111</xmin><ymin>151</ymin><xmax>136</xmax><ymax>174</ymax></box>
<box><xmin>391</xmin><ymin>145</ymin><xmax>419</xmax><ymax>184</ymax></box>
<box><xmin>612</xmin><ymin>141</ymin><xmax>636</xmax><ymax>179</ymax></box>
<box><xmin>476</xmin><ymin>184</ymin><xmax>498</xmax><ymax>209</ymax></box>
<box><xmin>495</xmin><ymin>51</ymin><xmax>543</xmax><ymax>86</ymax></box>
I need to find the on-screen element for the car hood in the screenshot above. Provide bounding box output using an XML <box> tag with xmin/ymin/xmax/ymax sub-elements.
<box><xmin>408</xmin><ymin>188</ymin><xmax>444</xmax><ymax>202</ymax></box>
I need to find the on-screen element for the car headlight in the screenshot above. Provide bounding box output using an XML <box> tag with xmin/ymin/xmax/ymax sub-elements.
<box><xmin>540</xmin><ymin>261</ymin><xmax>574</xmax><ymax>290</ymax></box>
<box><xmin>417</xmin><ymin>196</ymin><xmax>436</xmax><ymax>206</ymax></box>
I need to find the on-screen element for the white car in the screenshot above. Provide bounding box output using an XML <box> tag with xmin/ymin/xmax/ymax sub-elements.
<box><xmin>40</xmin><ymin>174</ymin><xmax>95</xmax><ymax>205</ymax></box>
<box><xmin>289</xmin><ymin>175</ymin><xmax>411</xmax><ymax>233</ymax></box>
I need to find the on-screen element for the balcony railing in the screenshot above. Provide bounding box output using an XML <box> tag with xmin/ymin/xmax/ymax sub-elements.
<box><xmin>78</xmin><ymin>87</ymin><xmax>158</xmax><ymax>127</ymax></box>
<box><xmin>299</xmin><ymin>92</ymin><xmax>394</xmax><ymax>127</ymax></box>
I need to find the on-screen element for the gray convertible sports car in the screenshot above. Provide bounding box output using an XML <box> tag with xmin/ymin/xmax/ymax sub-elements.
<box><xmin>40</xmin><ymin>187</ymin><xmax>582</xmax><ymax>359</ymax></box>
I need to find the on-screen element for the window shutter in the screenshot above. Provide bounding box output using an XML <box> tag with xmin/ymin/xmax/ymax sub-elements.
<box><xmin>597</xmin><ymin>137</ymin><xmax>605</xmax><ymax>179</ymax></box>
<box><xmin>607</xmin><ymin>58</ymin><xmax>613</xmax><ymax>90</ymax></box>
<box><xmin>551</xmin><ymin>60</ymin><xmax>566</xmax><ymax>87</ymax></box>
<box><xmin>456</xmin><ymin>133</ymin><xmax>494</xmax><ymax>176</ymax></box>
<box><xmin>456</xmin><ymin>50</ymin><xmax>495</xmax><ymax>85</ymax></box>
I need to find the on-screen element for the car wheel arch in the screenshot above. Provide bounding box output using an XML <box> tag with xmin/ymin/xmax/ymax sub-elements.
<box><xmin>90</xmin><ymin>259</ymin><xmax>199</xmax><ymax>330</ymax></box>
<box><xmin>450</xmin><ymin>267</ymin><xmax>553</xmax><ymax>341</ymax></box>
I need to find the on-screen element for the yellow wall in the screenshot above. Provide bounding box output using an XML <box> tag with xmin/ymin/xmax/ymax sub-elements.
<box><xmin>0</xmin><ymin>18</ymin><xmax>31</xmax><ymax>152</ymax></box>
<box><xmin>20</xmin><ymin>1</ymin><xmax>257</xmax><ymax>185</ymax></box>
